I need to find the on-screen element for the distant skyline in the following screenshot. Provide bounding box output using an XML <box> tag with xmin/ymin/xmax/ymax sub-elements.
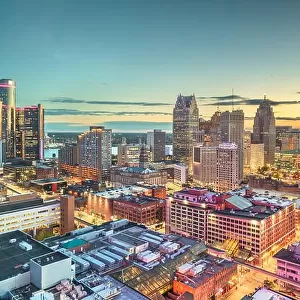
<box><xmin>1</xmin><ymin>0</ymin><xmax>300</xmax><ymax>132</ymax></box>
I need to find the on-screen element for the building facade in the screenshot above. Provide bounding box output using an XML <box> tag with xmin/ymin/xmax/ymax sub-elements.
<box><xmin>250</xmin><ymin>143</ymin><xmax>264</xmax><ymax>172</ymax></box>
<box><xmin>147</xmin><ymin>129</ymin><xmax>166</xmax><ymax>162</ymax></box>
<box><xmin>15</xmin><ymin>104</ymin><xmax>44</xmax><ymax>160</ymax></box>
<box><xmin>60</xmin><ymin>195</ymin><xmax>75</xmax><ymax>234</ymax></box>
<box><xmin>220</xmin><ymin>110</ymin><xmax>244</xmax><ymax>181</ymax></box>
<box><xmin>77</xmin><ymin>126</ymin><xmax>112</xmax><ymax>182</ymax></box>
<box><xmin>117</xmin><ymin>142</ymin><xmax>141</xmax><ymax>167</ymax></box>
<box><xmin>193</xmin><ymin>145</ymin><xmax>217</xmax><ymax>188</ymax></box>
<box><xmin>216</xmin><ymin>143</ymin><xmax>239</xmax><ymax>192</ymax></box>
<box><xmin>0</xmin><ymin>79</ymin><xmax>16</xmax><ymax>160</ymax></box>
<box><xmin>173</xmin><ymin>94</ymin><xmax>199</xmax><ymax>172</ymax></box>
<box><xmin>252</xmin><ymin>95</ymin><xmax>276</xmax><ymax>165</ymax></box>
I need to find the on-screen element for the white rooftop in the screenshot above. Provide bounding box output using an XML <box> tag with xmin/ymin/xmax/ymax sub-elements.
<box><xmin>250</xmin><ymin>288</ymin><xmax>293</xmax><ymax>300</ymax></box>
<box><xmin>93</xmin><ymin>185</ymin><xmax>147</xmax><ymax>199</ymax></box>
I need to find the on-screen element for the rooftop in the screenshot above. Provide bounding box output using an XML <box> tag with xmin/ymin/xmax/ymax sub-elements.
<box><xmin>242</xmin><ymin>287</ymin><xmax>295</xmax><ymax>300</ymax></box>
<box><xmin>0</xmin><ymin>198</ymin><xmax>59</xmax><ymax>216</ymax></box>
<box><xmin>32</xmin><ymin>251</ymin><xmax>70</xmax><ymax>266</ymax></box>
<box><xmin>0</xmin><ymin>230</ymin><xmax>53</xmax><ymax>281</ymax></box>
<box><xmin>212</xmin><ymin>207</ymin><xmax>279</xmax><ymax>220</ymax></box>
<box><xmin>114</xmin><ymin>195</ymin><xmax>164</xmax><ymax>206</ymax></box>
<box><xmin>92</xmin><ymin>185</ymin><xmax>148</xmax><ymax>199</ymax></box>
<box><xmin>31</xmin><ymin>178</ymin><xmax>67</xmax><ymax>185</ymax></box>
<box><xmin>175</xmin><ymin>254</ymin><xmax>237</xmax><ymax>288</ymax></box>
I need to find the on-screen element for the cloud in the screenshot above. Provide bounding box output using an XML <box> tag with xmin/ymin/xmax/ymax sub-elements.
<box><xmin>205</xmin><ymin>98</ymin><xmax>300</xmax><ymax>106</ymax></box>
<box><xmin>197</xmin><ymin>94</ymin><xmax>247</xmax><ymax>101</ymax></box>
<box><xmin>45</xmin><ymin>121</ymin><xmax>172</xmax><ymax>133</ymax></box>
<box><xmin>276</xmin><ymin>117</ymin><xmax>300</xmax><ymax>121</ymax></box>
<box><xmin>45</xmin><ymin>108</ymin><xmax>172</xmax><ymax>116</ymax></box>
<box><xmin>44</xmin><ymin>97</ymin><xmax>172</xmax><ymax>106</ymax></box>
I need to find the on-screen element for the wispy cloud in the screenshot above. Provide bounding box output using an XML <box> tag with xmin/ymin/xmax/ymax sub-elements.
<box><xmin>45</xmin><ymin>108</ymin><xmax>172</xmax><ymax>116</ymax></box>
<box><xmin>205</xmin><ymin>98</ymin><xmax>300</xmax><ymax>106</ymax></box>
<box><xmin>197</xmin><ymin>94</ymin><xmax>300</xmax><ymax>106</ymax></box>
<box><xmin>197</xmin><ymin>94</ymin><xmax>247</xmax><ymax>101</ymax></box>
<box><xmin>276</xmin><ymin>116</ymin><xmax>300</xmax><ymax>121</ymax></box>
<box><xmin>43</xmin><ymin>97</ymin><xmax>172</xmax><ymax>106</ymax></box>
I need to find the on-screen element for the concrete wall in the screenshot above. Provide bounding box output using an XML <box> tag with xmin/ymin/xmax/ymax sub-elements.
<box><xmin>0</xmin><ymin>272</ymin><xmax>30</xmax><ymax>297</ymax></box>
<box><xmin>30</xmin><ymin>258</ymin><xmax>73</xmax><ymax>290</ymax></box>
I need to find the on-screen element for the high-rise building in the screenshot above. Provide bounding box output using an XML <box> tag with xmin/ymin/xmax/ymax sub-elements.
<box><xmin>252</xmin><ymin>95</ymin><xmax>276</xmax><ymax>165</ymax></box>
<box><xmin>216</xmin><ymin>143</ymin><xmax>239</xmax><ymax>192</ymax></box>
<box><xmin>146</xmin><ymin>129</ymin><xmax>165</xmax><ymax>162</ymax></box>
<box><xmin>220</xmin><ymin>110</ymin><xmax>244</xmax><ymax>181</ymax></box>
<box><xmin>0</xmin><ymin>79</ymin><xmax>16</xmax><ymax>160</ymax></box>
<box><xmin>58</xmin><ymin>143</ymin><xmax>79</xmax><ymax>176</ymax></box>
<box><xmin>173</xmin><ymin>94</ymin><xmax>199</xmax><ymax>172</ymax></box>
<box><xmin>78</xmin><ymin>126</ymin><xmax>112</xmax><ymax>182</ymax></box>
<box><xmin>193</xmin><ymin>145</ymin><xmax>217</xmax><ymax>187</ymax></box>
<box><xmin>15</xmin><ymin>105</ymin><xmax>44</xmax><ymax>160</ymax></box>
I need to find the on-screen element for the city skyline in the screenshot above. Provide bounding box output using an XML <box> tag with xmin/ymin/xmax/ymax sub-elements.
<box><xmin>1</xmin><ymin>0</ymin><xmax>300</xmax><ymax>132</ymax></box>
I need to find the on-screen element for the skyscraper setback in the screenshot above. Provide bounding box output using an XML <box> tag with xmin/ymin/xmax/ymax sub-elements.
<box><xmin>252</xmin><ymin>96</ymin><xmax>276</xmax><ymax>165</ymax></box>
<box><xmin>173</xmin><ymin>94</ymin><xmax>199</xmax><ymax>172</ymax></box>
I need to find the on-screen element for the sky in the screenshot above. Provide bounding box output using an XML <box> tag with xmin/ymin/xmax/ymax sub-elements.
<box><xmin>1</xmin><ymin>0</ymin><xmax>300</xmax><ymax>132</ymax></box>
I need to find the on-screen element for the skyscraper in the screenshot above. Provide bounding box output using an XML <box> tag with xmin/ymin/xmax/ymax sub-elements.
<box><xmin>220</xmin><ymin>110</ymin><xmax>244</xmax><ymax>181</ymax></box>
<box><xmin>147</xmin><ymin>129</ymin><xmax>165</xmax><ymax>162</ymax></box>
<box><xmin>252</xmin><ymin>96</ymin><xmax>276</xmax><ymax>165</ymax></box>
<box><xmin>216</xmin><ymin>143</ymin><xmax>239</xmax><ymax>192</ymax></box>
<box><xmin>15</xmin><ymin>104</ymin><xmax>44</xmax><ymax>160</ymax></box>
<box><xmin>78</xmin><ymin>126</ymin><xmax>112</xmax><ymax>181</ymax></box>
<box><xmin>173</xmin><ymin>94</ymin><xmax>199</xmax><ymax>172</ymax></box>
<box><xmin>0</xmin><ymin>79</ymin><xmax>16</xmax><ymax>159</ymax></box>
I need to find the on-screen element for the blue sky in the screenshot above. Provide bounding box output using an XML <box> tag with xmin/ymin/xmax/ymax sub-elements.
<box><xmin>1</xmin><ymin>0</ymin><xmax>300</xmax><ymax>131</ymax></box>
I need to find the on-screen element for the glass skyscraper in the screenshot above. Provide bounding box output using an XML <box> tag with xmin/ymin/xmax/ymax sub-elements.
<box><xmin>173</xmin><ymin>94</ymin><xmax>199</xmax><ymax>172</ymax></box>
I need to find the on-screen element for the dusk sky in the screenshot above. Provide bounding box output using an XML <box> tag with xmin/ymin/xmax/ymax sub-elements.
<box><xmin>1</xmin><ymin>0</ymin><xmax>300</xmax><ymax>132</ymax></box>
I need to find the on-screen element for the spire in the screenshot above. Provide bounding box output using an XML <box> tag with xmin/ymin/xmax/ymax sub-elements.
<box><xmin>264</xmin><ymin>94</ymin><xmax>267</xmax><ymax>101</ymax></box>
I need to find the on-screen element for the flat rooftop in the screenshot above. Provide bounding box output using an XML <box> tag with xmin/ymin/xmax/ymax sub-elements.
<box><xmin>93</xmin><ymin>185</ymin><xmax>148</xmax><ymax>199</ymax></box>
<box><xmin>243</xmin><ymin>287</ymin><xmax>295</xmax><ymax>300</ymax></box>
<box><xmin>115</xmin><ymin>195</ymin><xmax>164</xmax><ymax>205</ymax></box>
<box><xmin>0</xmin><ymin>198</ymin><xmax>59</xmax><ymax>215</ymax></box>
<box><xmin>0</xmin><ymin>230</ymin><xmax>53</xmax><ymax>281</ymax></box>
<box><xmin>176</xmin><ymin>255</ymin><xmax>237</xmax><ymax>288</ymax></box>
<box><xmin>274</xmin><ymin>248</ymin><xmax>300</xmax><ymax>265</ymax></box>
<box><xmin>212</xmin><ymin>206</ymin><xmax>284</xmax><ymax>220</ymax></box>
<box><xmin>31</xmin><ymin>178</ymin><xmax>67</xmax><ymax>185</ymax></box>
<box><xmin>32</xmin><ymin>251</ymin><xmax>70</xmax><ymax>266</ymax></box>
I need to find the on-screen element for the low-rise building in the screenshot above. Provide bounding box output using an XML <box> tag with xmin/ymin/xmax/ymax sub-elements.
<box><xmin>173</xmin><ymin>255</ymin><xmax>237</xmax><ymax>300</ymax></box>
<box><xmin>0</xmin><ymin>195</ymin><xmax>60</xmax><ymax>235</ymax></box>
<box><xmin>274</xmin><ymin>242</ymin><xmax>300</xmax><ymax>283</ymax></box>
<box><xmin>113</xmin><ymin>195</ymin><xmax>165</xmax><ymax>227</ymax></box>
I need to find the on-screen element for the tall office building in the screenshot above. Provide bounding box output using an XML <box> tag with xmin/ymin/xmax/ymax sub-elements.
<box><xmin>15</xmin><ymin>104</ymin><xmax>44</xmax><ymax>160</ymax></box>
<box><xmin>0</xmin><ymin>79</ymin><xmax>16</xmax><ymax>159</ymax></box>
<box><xmin>220</xmin><ymin>110</ymin><xmax>244</xmax><ymax>181</ymax></box>
<box><xmin>78</xmin><ymin>126</ymin><xmax>112</xmax><ymax>182</ymax></box>
<box><xmin>216</xmin><ymin>143</ymin><xmax>239</xmax><ymax>192</ymax></box>
<box><xmin>193</xmin><ymin>145</ymin><xmax>217</xmax><ymax>187</ymax></box>
<box><xmin>147</xmin><ymin>129</ymin><xmax>165</xmax><ymax>162</ymax></box>
<box><xmin>173</xmin><ymin>94</ymin><xmax>199</xmax><ymax>172</ymax></box>
<box><xmin>252</xmin><ymin>95</ymin><xmax>276</xmax><ymax>165</ymax></box>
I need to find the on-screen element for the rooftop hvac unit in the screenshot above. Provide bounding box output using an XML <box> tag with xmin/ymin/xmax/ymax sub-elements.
<box><xmin>19</xmin><ymin>241</ymin><xmax>33</xmax><ymax>251</ymax></box>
